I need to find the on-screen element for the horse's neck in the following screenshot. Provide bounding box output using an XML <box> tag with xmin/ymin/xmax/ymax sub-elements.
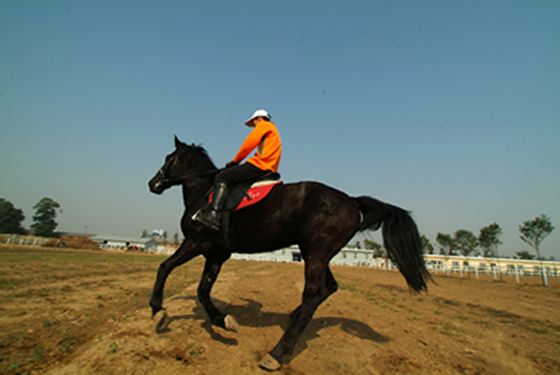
<box><xmin>181</xmin><ymin>174</ymin><xmax>215</xmax><ymax>212</ymax></box>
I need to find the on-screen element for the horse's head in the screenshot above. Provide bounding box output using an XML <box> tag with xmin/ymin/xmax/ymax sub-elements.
<box><xmin>149</xmin><ymin>136</ymin><xmax>216</xmax><ymax>194</ymax></box>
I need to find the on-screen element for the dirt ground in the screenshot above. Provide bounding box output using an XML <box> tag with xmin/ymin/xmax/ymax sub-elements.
<box><xmin>1</xmin><ymin>245</ymin><xmax>559</xmax><ymax>375</ymax></box>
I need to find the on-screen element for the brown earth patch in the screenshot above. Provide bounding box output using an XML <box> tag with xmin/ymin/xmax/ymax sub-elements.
<box><xmin>1</xmin><ymin>245</ymin><xmax>559</xmax><ymax>374</ymax></box>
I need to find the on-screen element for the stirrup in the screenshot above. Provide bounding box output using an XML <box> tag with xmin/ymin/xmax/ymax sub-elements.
<box><xmin>191</xmin><ymin>209</ymin><xmax>203</xmax><ymax>221</ymax></box>
<box><xmin>192</xmin><ymin>209</ymin><xmax>221</xmax><ymax>231</ymax></box>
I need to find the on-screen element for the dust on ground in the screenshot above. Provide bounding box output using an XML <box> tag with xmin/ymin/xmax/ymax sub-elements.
<box><xmin>1</xmin><ymin>245</ymin><xmax>559</xmax><ymax>374</ymax></box>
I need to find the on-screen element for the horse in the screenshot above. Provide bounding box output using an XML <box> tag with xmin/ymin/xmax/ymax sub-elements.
<box><xmin>148</xmin><ymin>136</ymin><xmax>431</xmax><ymax>371</ymax></box>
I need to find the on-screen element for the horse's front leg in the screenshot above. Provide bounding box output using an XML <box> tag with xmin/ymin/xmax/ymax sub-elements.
<box><xmin>197</xmin><ymin>255</ymin><xmax>238</xmax><ymax>332</ymax></box>
<box><xmin>149</xmin><ymin>239</ymin><xmax>202</xmax><ymax>331</ymax></box>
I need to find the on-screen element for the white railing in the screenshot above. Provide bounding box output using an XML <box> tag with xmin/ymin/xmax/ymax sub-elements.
<box><xmin>1</xmin><ymin>235</ymin><xmax>51</xmax><ymax>246</ymax></box>
<box><xmin>3</xmin><ymin>238</ymin><xmax>557</xmax><ymax>285</ymax></box>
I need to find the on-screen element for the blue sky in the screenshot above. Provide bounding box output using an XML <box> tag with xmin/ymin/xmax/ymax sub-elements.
<box><xmin>1</xmin><ymin>1</ymin><xmax>559</xmax><ymax>259</ymax></box>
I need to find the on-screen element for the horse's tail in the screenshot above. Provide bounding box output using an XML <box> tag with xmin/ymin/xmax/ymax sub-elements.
<box><xmin>354</xmin><ymin>196</ymin><xmax>431</xmax><ymax>293</ymax></box>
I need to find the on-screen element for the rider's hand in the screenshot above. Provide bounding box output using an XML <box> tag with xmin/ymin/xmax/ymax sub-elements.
<box><xmin>226</xmin><ymin>160</ymin><xmax>238</xmax><ymax>168</ymax></box>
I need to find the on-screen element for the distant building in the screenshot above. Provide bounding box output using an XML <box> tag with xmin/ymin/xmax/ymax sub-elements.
<box><xmin>152</xmin><ymin>229</ymin><xmax>167</xmax><ymax>239</ymax></box>
<box><xmin>331</xmin><ymin>248</ymin><xmax>375</xmax><ymax>267</ymax></box>
<box><xmin>91</xmin><ymin>235</ymin><xmax>158</xmax><ymax>252</ymax></box>
<box><xmin>232</xmin><ymin>246</ymin><xmax>297</xmax><ymax>263</ymax></box>
<box><xmin>231</xmin><ymin>246</ymin><xmax>377</xmax><ymax>267</ymax></box>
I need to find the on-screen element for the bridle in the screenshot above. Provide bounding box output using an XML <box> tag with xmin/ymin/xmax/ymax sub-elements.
<box><xmin>157</xmin><ymin>167</ymin><xmax>220</xmax><ymax>186</ymax></box>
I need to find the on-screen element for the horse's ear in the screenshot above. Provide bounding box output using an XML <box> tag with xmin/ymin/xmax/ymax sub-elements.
<box><xmin>174</xmin><ymin>135</ymin><xmax>183</xmax><ymax>148</ymax></box>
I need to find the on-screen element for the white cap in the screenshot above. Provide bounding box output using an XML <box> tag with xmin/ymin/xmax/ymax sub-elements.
<box><xmin>245</xmin><ymin>109</ymin><xmax>271</xmax><ymax>125</ymax></box>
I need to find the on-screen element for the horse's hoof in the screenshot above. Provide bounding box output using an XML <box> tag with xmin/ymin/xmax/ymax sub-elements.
<box><xmin>224</xmin><ymin>314</ymin><xmax>239</xmax><ymax>332</ymax></box>
<box><xmin>259</xmin><ymin>353</ymin><xmax>281</xmax><ymax>371</ymax></box>
<box><xmin>153</xmin><ymin>310</ymin><xmax>169</xmax><ymax>333</ymax></box>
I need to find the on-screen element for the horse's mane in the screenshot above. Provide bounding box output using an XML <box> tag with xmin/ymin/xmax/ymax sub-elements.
<box><xmin>185</xmin><ymin>143</ymin><xmax>217</xmax><ymax>172</ymax></box>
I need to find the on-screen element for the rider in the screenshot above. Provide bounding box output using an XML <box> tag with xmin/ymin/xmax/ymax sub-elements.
<box><xmin>194</xmin><ymin>109</ymin><xmax>282</xmax><ymax>231</ymax></box>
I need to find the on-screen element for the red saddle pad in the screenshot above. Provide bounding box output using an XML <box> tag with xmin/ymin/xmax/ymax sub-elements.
<box><xmin>209</xmin><ymin>181</ymin><xmax>281</xmax><ymax>211</ymax></box>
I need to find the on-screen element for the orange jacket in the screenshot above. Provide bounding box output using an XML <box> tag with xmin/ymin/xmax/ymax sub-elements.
<box><xmin>232</xmin><ymin>120</ymin><xmax>282</xmax><ymax>172</ymax></box>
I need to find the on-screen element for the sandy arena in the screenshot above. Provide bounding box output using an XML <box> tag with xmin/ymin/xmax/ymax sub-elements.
<box><xmin>1</xmin><ymin>245</ymin><xmax>559</xmax><ymax>374</ymax></box>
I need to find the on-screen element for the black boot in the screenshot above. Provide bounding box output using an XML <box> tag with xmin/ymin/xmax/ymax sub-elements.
<box><xmin>193</xmin><ymin>183</ymin><xmax>228</xmax><ymax>231</ymax></box>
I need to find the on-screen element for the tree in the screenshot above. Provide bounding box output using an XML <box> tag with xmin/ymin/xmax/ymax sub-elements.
<box><xmin>363</xmin><ymin>239</ymin><xmax>385</xmax><ymax>257</ymax></box>
<box><xmin>479</xmin><ymin>223</ymin><xmax>503</xmax><ymax>280</ymax></box>
<box><xmin>436</xmin><ymin>233</ymin><xmax>455</xmax><ymax>276</ymax></box>
<box><xmin>478</xmin><ymin>223</ymin><xmax>502</xmax><ymax>258</ymax></box>
<box><xmin>516</xmin><ymin>250</ymin><xmax>535</xmax><ymax>260</ymax></box>
<box><xmin>519</xmin><ymin>214</ymin><xmax>555</xmax><ymax>286</ymax></box>
<box><xmin>436</xmin><ymin>233</ymin><xmax>455</xmax><ymax>255</ymax></box>
<box><xmin>519</xmin><ymin>215</ymin><xmax>554</xmax><ymax>260</ymax></box>
<box><xmin>420</xmin><ymin>235</ymin><xmax>434</xmax><ymax>254</ymax></box>
<box><xmin>454</xmin><ymin>230</ymin><xmax>479</xmax><ymax>256</ymax></box>
<box><xmin>0</xmin><ymin>198</ymin><xmax>26</xmax><ymax>234</ymax></box>
<box><xmin>30</xmin><ymin>197</ymin><xmax>60</xmax><ymax>237</ymax></box>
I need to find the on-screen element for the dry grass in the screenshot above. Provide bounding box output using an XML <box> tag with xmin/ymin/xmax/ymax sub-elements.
<box><xmin>1</xmin><ymin>244</ymin><xmax>559</xmax><ymax>374</ymax></box>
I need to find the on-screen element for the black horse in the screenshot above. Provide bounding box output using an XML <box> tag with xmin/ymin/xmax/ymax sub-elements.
<box><xmin>148</xmin><ymin>136</ymin><xmax>430</xmax><ymax>371</ymax></box>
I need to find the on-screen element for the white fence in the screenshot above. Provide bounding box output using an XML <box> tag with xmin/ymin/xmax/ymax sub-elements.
<box><xmin>231</xmin><ymin>247</ymin><xmax>559</xmax><ymax>285</ymax></box>
<box><xmin>1</xmin><ymin>235</ymin><xmax>51</xmax><ymax>246</ymax></box>
<box><xmin>424</xmin><ymin>254</ymin><xmax>559</xmax><ymax>283</ymax></box>
<box><xmin>3</xmin><ymin>237</ymin><xmax>558</xmax><ymax>285</ymax></box>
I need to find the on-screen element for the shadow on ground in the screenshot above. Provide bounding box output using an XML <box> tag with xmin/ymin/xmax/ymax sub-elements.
<box><xmin>169</xmin><ymin>296</ymin><xmax>390</xmax><ymax>362</ymax></box>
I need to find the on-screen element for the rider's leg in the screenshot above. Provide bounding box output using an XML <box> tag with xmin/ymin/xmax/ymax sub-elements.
<box><xmin>194</xmin><ymin>182</ymin><xmax>228</xmax><ymax>231</ymax></box>
<box><xmin>193</xmin><ymin>163</ymin><xmax>266</xmax><ymax>231</ymax></box>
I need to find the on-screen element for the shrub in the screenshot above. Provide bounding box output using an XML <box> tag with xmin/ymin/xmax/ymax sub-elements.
<box><xmin>42</xmin><ymin>237</ymin><xmax>100</xmax><ymax>250</ymax></box>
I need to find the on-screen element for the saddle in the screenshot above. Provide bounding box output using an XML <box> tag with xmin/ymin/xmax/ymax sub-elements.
<box><xmin>205</xmin><ymin>173</ymin><xmax>281</xmax><ymax>250</ymax></box>
<box><xmin>209</xmin><ymin>172</ymin><xmax>282</xmax><ymax>212</ymax></box>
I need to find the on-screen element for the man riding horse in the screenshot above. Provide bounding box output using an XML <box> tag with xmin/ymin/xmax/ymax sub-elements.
<box><xmin>149</xmin><ymin>130</ymin><xmax>430</xmax><ymax>371</ymax></box>
<box><xmin>193</xmin><ymin>109</ymin><xmax>282</xmax><ymax>231</ymax></box>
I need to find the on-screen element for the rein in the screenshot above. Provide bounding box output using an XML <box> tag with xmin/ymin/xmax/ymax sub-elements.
<box><xmin>157</xmin><ymin>168</ymin><xmax>221</xmax><ymax>185</ymax></box>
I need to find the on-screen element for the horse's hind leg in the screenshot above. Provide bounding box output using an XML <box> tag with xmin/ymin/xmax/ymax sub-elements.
<box><xmin>323</xmin><ymin>266</ymin><xmax>339</xmax><ymax>296</ymax></box>
<box><xmin>197</xmin><ymin>255</ymin><xmax>238</xmax><ymax>332</ymax></box>
<box><xmin>289</xmin><ymin>266</ymin><xmax>338</xmax><ymax>322</ymax></box>
<box><xmin>260</xmin><ymin>259</ymin><xmax>331</xmax><ymax>370</ymax></box>
<box><xmin>149</xmin><ymin>239</ymin><xmax>202</xmax><ymax>331</ymax></box>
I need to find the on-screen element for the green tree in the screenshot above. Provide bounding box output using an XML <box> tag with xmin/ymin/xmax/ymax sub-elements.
<box><xmin>363</xmin><ymin>239</ymin><xmax>385</xmax><ymax>257</ymax></box>
<box><xmin>0</xmin><ymin>198</ymin><xmax>26</xmax><ymax>234</ymax></box>
<box><xmin>436</xmin><ymin>233</ymin><xmax>455</xmax><ymax>255</ymax></box>
<box><xmin>478</xmin><ymin>223</ymin><xmax>502</xmax><ymax>258</ymax></box>
<box><xmin>519</xmin><ymin>214</ymin><xmax>555</xmax><ymax>286</ymax></box>
<box><xmin>454</xmin><ymin>230</ymin><xmax>479</xmax><ymax>256</ymax></box>
<box><xmin>363</xmin><ymin>239</ymin><xmax>375</xmax><ymax>250</ymax></box>
<box><xmin>479</xmin><ymin>223</ymin><xmax>503</xmax><ymax>280</ymax></box>
<box><xmin>420</xmin><ymin>235</ymin><xmax>434</xmax><ymax>254</ymax></box>
<box><xmin>516</xmin><ymin>250</ymin><xmax>535</xmax><ymax>260</ymax></box>
<box><xmin>30</xmin><ymin>197</ymin><xmax>60</xmax><ymax>237</ymax></box>
<box><xmin>519</xmin><ymin>215</ymin><xmax>554</xmax><ymax>260</ymax></box>
<box><xmin>436</xmin><ymin>233</ymin><xmax>456</xmax><ymax>276</ymax></box>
